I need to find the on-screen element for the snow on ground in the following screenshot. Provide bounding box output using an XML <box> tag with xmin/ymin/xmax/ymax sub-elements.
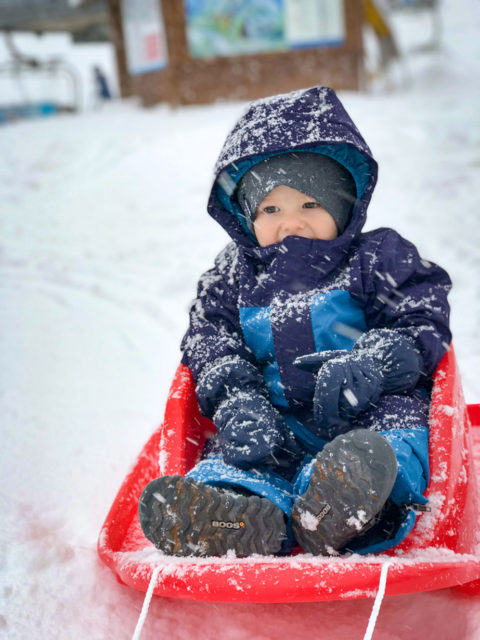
<box><xmin>1</xmin><ymin>1</ymin><xmax>480</xmax><ymax>638</ymax></box>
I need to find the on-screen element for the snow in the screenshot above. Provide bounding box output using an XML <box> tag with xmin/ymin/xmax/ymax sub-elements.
<box><xmin>346</xmin><ymin>510</ymin><xmax>369</xmax><ymax>532</ymax></box>
<box><xmin>1</xmin><ymin>1</ymin><xmax>480</xmax><ymax>638</ymax></box>
<box><xmin>299</xmin><ymin>509</ymin><xmax>322</xmax><ymax>531</ymax></box>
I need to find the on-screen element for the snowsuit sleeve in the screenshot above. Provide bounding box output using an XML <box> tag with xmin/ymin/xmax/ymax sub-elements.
<box><xmin>180</xmin><ymin>242</ymin><xmax>254</xmax><ymax>393</ymax></box>
<box><xmin>180</xmin><ymin>243</ymin><xmax>303</xmax><ymax>469</ymax></box>
<box><xmin>362</xmin><ymin>229</ymin><xmax>452</xmax><ymax>376</ymax></box>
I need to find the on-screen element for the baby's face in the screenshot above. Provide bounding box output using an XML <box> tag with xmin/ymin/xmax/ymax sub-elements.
<box><xmin>253</xmin><ymin>185</ymin><xmax>338</xmax><ymax>247</ymax></box>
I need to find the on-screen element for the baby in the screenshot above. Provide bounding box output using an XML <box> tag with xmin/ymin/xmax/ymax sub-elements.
<box><xmin>138</xmin><ymin>86</ymin><xmax>451</xmax><ymax>557</ymax></box>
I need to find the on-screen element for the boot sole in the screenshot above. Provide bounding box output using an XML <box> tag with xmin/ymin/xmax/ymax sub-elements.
<box><xmin>138</xmin><ymin>475</ymin><xmax>286</xmax><ymax>557</ymax></box>
<box><xmin>291</xmin><ymin>429</ymin><xmax>398</xmax><ymax>555</ymax></box>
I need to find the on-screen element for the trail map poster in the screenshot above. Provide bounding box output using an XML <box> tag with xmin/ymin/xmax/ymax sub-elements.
<box><xmin>121</xmin><ymin>0</ymin><xmax>168</xmax><ymax>75</ymax></box>
<box><xmin>184</xmin><ymin>0</ymin><xmax>345</xmax><ymax>59</ymax></box>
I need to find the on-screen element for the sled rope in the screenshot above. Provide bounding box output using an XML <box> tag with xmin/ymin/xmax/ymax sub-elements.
<box><xmin>131</xmin><ymin>565</ymin><xmax>161</xmax><ymax>640</ymax></box>
<box><xmin>362</xmin><ymin>560</ymin><xmax>393</xmax><ymax>640</ymax></box>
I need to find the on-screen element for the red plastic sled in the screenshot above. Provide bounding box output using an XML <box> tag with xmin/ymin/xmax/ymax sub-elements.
<box><xmin>98</xmin><ymin>347</ymin><xmax>480</xmax><ymax>603</ymax></box>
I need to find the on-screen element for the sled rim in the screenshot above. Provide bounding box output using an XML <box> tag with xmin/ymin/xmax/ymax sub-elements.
<box><xmin>101</xmin><ymin>549</ymin><xmax>480</xmax><ymax>603</ymax></box>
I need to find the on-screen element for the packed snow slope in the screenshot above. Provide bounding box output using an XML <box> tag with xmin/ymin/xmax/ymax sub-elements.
<box><xmin>1</xmin><ymin>2</ymin><xmax>479</xmax><ymax>639</ymax></box>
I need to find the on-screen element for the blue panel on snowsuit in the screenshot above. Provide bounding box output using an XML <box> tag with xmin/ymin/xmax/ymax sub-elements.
<box><xmin>380</xmin><ymin>426</ymin><xmax>430</xmax><ymax>507</ymax></box>
<box><xmin>239</xmin><ymin>306</ymin><xmax>275</xmax><ymax>360</ymax></box>
<box><xmin>310</xmin><ymin>290</ymin><xmax>368</xmax><ymax>352</ymax></box>
<box><xmin>239</xmin><ymin>306</ymin><xmax>289</xmax><ymax>407</ymax></box>
<box><xmin>284</xmin><ymin>414</ymin><xmax>327</xmax><ymax>454</ymax></box>
<box><xmin>263</xmin><ymin>362</ymin><xmax>289</xmax><ymax>407</ymax></box>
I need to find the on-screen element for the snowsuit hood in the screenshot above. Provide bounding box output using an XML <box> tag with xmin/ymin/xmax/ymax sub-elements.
<box><xmin>208</xmin><ymin>86</ymin><xmax>378</xmax><ymax>261</ymax></box>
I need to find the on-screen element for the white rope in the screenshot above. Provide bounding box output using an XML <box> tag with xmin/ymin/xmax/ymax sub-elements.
<box><xmin>362</xmin><ymin>560</ymin><xmax>393</xmax><ymax>640</ymax></box>
<box><xmin>131</xmin><ymin>565</ymin><xmax>161</xmax><ymax>640</ymax></box>
<box><xmin>130</xmin><ymin>559</ymin><xmax>391</xmax><ymax>640</ymax></box>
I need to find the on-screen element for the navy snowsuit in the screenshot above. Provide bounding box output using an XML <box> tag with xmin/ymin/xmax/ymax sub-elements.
<box><xmin>181</xmin><ymin>87</ymin><xmax>451</xmax><ymax>553</ymax></box>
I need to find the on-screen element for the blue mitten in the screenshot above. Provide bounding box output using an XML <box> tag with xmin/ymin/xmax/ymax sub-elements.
<box><xmin>214</xmin><ymin>392</ymin><xmax>287</xmax><ymax>468</ymax></box>
<box><xmin>294</xmin><ymin>329</ymin><xmax>423</xmax><ymax>431</ymax></box>
<box><xmin>196</xmin><ymin>356</ymin><xmax>294</xmax><ymax>468</ymax></box>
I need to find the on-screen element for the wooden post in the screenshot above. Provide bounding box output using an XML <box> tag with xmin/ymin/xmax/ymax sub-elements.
<box><xmin>107</xmin><ymin>0</ymin><xmax>132</xmax><ymax>98</ymax></box>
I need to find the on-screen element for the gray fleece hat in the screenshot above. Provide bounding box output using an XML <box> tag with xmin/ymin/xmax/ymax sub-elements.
<box><xmin>236</xmin><ymin>152</ymin><xmax>357</xmax><ymax>235</ymax></box>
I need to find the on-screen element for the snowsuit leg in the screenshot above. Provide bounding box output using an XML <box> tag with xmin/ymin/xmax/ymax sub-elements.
<box><xmin>186</xmin><ymin>454</ymin><xmax>294</xmax><ymax>517</ymax></box>
<box><xmin>186</xmin><ymin>454</ymin><xmax>298</xmax><ymax>552</ymax></box>
<box><xmin>285</xmin><ymin>390</ymin><xmax>429</xmax><ymax>554</ymax></box>
<box><xmin>343</xmin><ymin>392</ymin><xmax>430</xmax><ymax>553</ymax></box>
<box><xmin>351</xmin><ymin>391</ymin><xmax>430</xmax><ymax>506</ymax></box>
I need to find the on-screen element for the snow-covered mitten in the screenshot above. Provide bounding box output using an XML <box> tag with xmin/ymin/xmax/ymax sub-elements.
<box><xmin>196</xmin><ymin>356</ymin><xmax>294</xmax><ymax>468</ymax></box>
<box><xmin>294</xmin><ymin>329</ymin><xmax>423</xmax><ymax>432</ymax></box>
<box><xmin>213</xmin><ymin>391</ymin><xmax>287</xmax><ymax>467</ymax></box>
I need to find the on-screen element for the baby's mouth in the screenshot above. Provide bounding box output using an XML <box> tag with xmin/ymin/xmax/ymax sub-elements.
<box><xmin>279</xmin><ymin>231</ymin><xmax>311</xmax><ymax>242</ymax></box>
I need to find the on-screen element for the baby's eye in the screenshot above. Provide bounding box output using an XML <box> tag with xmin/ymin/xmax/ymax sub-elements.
<box><xmin>261</xmin><ymin>205</ymin><xmax>280</xmax><ymax>214</ymax></box>
<box><xmin>303</xmin><ymin>201</ymin><xmax>321</xmax><ymax>209</ymax></box>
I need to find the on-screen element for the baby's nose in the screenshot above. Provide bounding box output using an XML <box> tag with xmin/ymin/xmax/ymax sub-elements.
<box><xmin>282</xmin><ymin>213</ymin><xmax>305</xmax><ymax>231</ymax></box>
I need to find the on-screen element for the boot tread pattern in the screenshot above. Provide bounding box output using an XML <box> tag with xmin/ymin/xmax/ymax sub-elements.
<box><xmin>139</xmin><ymin>475</ymin><xmax>286</xmax><ymax>557</ymax></box>
<box><xmin>292</xmin><ymin>430</ymin><xmax>398</xmax><ymax>555</ymax></box>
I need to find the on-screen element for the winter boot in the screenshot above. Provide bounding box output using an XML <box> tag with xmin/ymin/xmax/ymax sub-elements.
<box><xmin>291</xmin><ymin>429</ymin><xmax>398</xmax><ymax>555</ymax></box>
<box><xmin>138</xmin><ymin>475</ymin><xmax>287</xmax><ymax>557</ymax></box>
